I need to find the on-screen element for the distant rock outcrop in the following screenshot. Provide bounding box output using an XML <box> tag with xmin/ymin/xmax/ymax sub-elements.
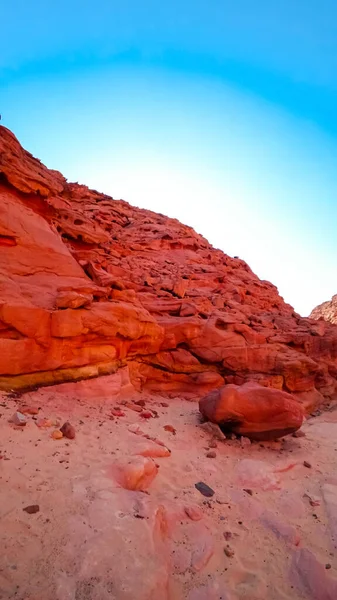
<box><xmin>310</xmin><ymin>295</ymin><xmax>337</xmax><ymax>325</ymax></box>
<box><xmin>0</xmin><ymin>125</ymin><xmax>337</xmax><ymax>411</ymax></box>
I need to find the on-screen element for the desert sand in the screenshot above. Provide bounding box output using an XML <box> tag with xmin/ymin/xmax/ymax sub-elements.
<box><xmin>1</xmin><ymin>370</ymin><xmax>337</xmax><ymax>600</ymax></box>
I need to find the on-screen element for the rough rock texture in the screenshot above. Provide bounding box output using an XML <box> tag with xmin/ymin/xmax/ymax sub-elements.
<box><xmin>0</xmin><ymin>125</ymin><xmax>337</xmax><ymax>409</ymax></box>
<box><xmin>199</xmin><ymin>382</ymin><xmax>304</xmax><ymax>440</ymax></box>
<box><xmin>310</xmin><ymin>294</ymin><xmax>337</xmax><ymax>325</ymax></box>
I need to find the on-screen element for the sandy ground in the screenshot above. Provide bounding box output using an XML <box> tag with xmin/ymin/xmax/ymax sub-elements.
<box><xmin>1</xmin><ymin>375</ymin><xmax>337</xmax><ymax>600</ymax></box>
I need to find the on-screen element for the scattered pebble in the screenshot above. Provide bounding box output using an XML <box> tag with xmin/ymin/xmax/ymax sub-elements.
<box><xmin>140</xmin><ymin>411</ymin><xmax>153</xmax><ymax>419</ymax></box>
<box><xmin>9</xmin><ymin>412</ymin><xmax>27</xmax><ymax>426</ymax></box>
<box><xmin>303</xmin><ymin>461</ymin><xmax>312</xmax><ymax>469</ymax></box>
<box><xmin>224</xmin><ymin>545</ymin><xmax>235</xmax><ymax>558</ymax></box>
<box><xmin>126</xmin><ymin>403</ymin><xmax>143</xmax><ymax>413</ymax></box>
<box><xmin>243</xmin><ymin>488</ymin><xmax>253</xmax><ymax>496</ymax></box>
<box><xmin>195</xmin><ymin>481</ymin><xmax>215</xmax><ymax>498</ymax></box>
<box><xmin>36</xmin><ymin>418</ymin><xmax>53</xmax><ymax>428</ymax></box>
<box><xmin>23</xmin><ymin>505</ymin><xmax>40</xmax><ymax>514</ymax></box>
<box><xmin>292</xmin><ymin>430</ymin><xmax>305</xmax><ymax>438</ymax></box>
<box><xmin>20</xmin><ymin>406</ymin><xmax>39</xmax><ymax>415</ymax></box>
<box><xmin>325</xmin><ymin>564</ymin><xmax>331</xmax><ymax>570</ymax></box>
<box><xmin>199</xmin><ymin>422</ymin><xmax>226</xmax><ymax>440</ymax></box>
<box><xmin>303</xmin><ymin>493</ymin><xmax>320</xmax><ymax>507</ymax></box>
<box><xmin>52</xmin><ymin>430</ymin><xmax>63</xmax><ymax>440</ymax></box>
<box><xmin>206</xmin><ymin>451</ymin><xmax>217</xmax><ymax>458</ymax></box>
<box><xmin>160</xmin><ymin>402</ymin><xmax>169</xmax><ymax>407</ymax></box>
<box><xmin>128</xmin><ymin>424</ymin><xmax>145</xmax><ymax>435</ymax></box>
<box><xmin>60</xmin><ymin>422</ymin><xmax>75</xmax><ymax>440</ymax></box>
<box><xmin>223</xmin><ymin>531</ymin><xmax>233</xmax><ymax>540</ymax></box>
<box><xmin>184</xmin><ymin>505</ymin><xmax>203</xmax><ymax>521</ymax></box>
<box><xmin>111</xmin><ymin>408</ymin><xmax>125</xmax><ymax>417</ymax></box>
<box><xmin>209</xmin><ymin>440</ymin><xmax>217</xmax><ymax>448</ymax></box>
<box><xmin>164</xmin><ymin>425</ymin><xmax>176</xmax><ymax>434</ymax></box>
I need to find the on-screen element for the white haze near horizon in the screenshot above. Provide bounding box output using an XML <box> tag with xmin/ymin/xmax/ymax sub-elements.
<box><xmin>3</xmin><ymin>66</ymin><xmax>336</xmax><ymax>316</ymax></box>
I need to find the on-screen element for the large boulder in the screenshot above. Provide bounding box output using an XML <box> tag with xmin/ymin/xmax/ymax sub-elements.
<box><xmin>199</xmin><ymin>382</ymin><xmax>304</xmax><ymax>440</ymax></box>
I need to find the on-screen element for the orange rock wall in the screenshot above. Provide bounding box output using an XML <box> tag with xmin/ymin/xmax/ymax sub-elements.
<box><xmin>1</xmin><ymin>126</ymin><xmax>337</xmax><ymax>407</ymax></box>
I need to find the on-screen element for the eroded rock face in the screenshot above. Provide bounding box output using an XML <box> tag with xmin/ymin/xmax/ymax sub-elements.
<box><xmin>310</xmin><ymin>294</ymin><xmax>337</xmax><ymax>325</ymax></box>
<box><xmin>199</xmin><ymin>382</ymin><xmax>304</xmax><ymax>440</ymax></box>
<box><xmin>0</xmin><ymin>125</ymin><xmax>337</xmax><ymax>408</ymax></box>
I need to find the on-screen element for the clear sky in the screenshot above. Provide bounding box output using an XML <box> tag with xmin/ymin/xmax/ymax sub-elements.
<box><xmin>1</xmin><ymin>1</ymin><xmax>336</xmax><ymax>316</ymax></box>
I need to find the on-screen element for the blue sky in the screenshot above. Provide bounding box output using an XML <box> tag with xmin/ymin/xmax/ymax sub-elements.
<box><xmin>1</xmin><ymin>1</ymin><xmax>337</xmax><ymax>315</ymax></box>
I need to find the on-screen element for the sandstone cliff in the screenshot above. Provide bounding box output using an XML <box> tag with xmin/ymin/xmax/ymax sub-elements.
<box><xmin>310</xmin><ymin>295</ymin><xmax>337</xmax><ymax>325</ymax></box>
<box><xmin>0</xmin><ymin>125</ymin><xmax>336</xmax><ymax>409</ymax></box>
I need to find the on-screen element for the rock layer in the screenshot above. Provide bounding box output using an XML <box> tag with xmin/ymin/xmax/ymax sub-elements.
<box><xmin>310</xmin><ymin>294</ymin><xmax>337</xmax><ymax>325</ymax></box>
<box><xmin>0</xmin><ymin>125</ymin><xmax>337</xmax><ymax>408</ymax></box>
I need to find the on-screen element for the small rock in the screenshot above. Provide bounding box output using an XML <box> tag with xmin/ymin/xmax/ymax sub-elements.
<box><xmin>111</xmin><ymin>408</ymin><xmax>125</xmax><ymax>417</ymax></box>
<box><xmin>60</xmin><ymin>422</ymin><xmax>76</xmax><ymax>440</ymax></box>
<box><xmin>134</xmin><ymin>399</ymin><xmax>146</xmax><ymax>407</ymax></box>
<box><xmin>184</xmin><ymin>505</ymin><xmax>204</xmax><ymax>521</ymax></box>
<box><xmin>23</xmin><ymin>505</ymin><xmax>40</xmax><ymax>514</ymax></box>
<box><xmin>125</xmin><ymin>403</ymin><xmax>143</xmax><ymax>413</ymax></box>
<box><xmin>164</xmin><ymin>425</ymin><xmax>176</xmax><ymax>434</ymax></box>
<box><xmin>128</xmin><ymin>424</ymin><xmax>145</xmax><ymax>435</ymax></box>
<box><xmin>224</xmin><ymin>545</ymin><xmax>235</xmax><ymax>558</ymax></box>
<box><xmin>20</xmin><ymin>406</ymin><xmax>39</xmax><ymax>415</ymax></box>
<box><xmin>114</xmin><ymin>456</ymin><xmax>158</xmax><ymax>491</ymax></box>
<box><xmin>150</xmin><ymin>437</ymin><xmax>166</xmax><ymax>447</ymax></box>
<box><xmin>137</xmin><ymin>443</ymin><xmax>171</xmax><ymax>458</ymax></box>
<box><xmin>160</xmin><ymin>402</ymin><xmax>169</xmax><ymax>407</ymax></box>
<box><xmin>195</xmin><ymin>481</ymin><xmax>215</xmax><ymax>497</ymax></box>
<box><xmin>303</xmin><ymin>461</ymin><xmax>312</xmax><ymax>469</ymax></box>
<box><xmin>9</xmin><ymin>412</ymin><xmax>27</xmax><ymax>426</ymax></box>
<box><xmin>292</xmin><ymin>430</ymin><xmax>306</xmax><ymax>438</ymax></box>
<box><xmin>206</xmin><ymin>451</ymin><xmax>217</xmax><ymax>458</ymax></box>
<box><xmin>209</xmin><ymin>440</ymin><xmax>217</xmax><ymax>448</ymax></box>
<box><xmin>325</xmin><ymin>564</ymin><xmax>331</xmax><ymax>570</ymax></box>
<box><xmin>243</xmin><ymin>488</ymin><xmax>253</xmax><ymax>496</ymax></box>
<box><xmin>140</xmin><ymin>411</ymin><xmax>153</xmax><ymax>419</ymax></box>
<box><xmin>52</xmin><ymin>430</ymin><xmax>63</xmax><ymax>440</ymax></box>
<box><xmin>223</xmin><ymin>531</ymin><xmax>232</xmax><ymax>540</ymax></box>
<box><xmin>199</xmin><ymin>422</ymin><xmax>226</xmax><ymax>440</ymax></box>
<box><xmin>36</xmin><ymin>418</ymin><xmax>53</xmax><ymax>428</ymax></box>
<box><xmin>303</xmin><ymin>493</ymin><xmax>320</xmax><ymax>507</ymax></box>
<box><xmin>240</xmin><ymin>436</ymin><xmax>251</xmax><ymax>448</ymax></box>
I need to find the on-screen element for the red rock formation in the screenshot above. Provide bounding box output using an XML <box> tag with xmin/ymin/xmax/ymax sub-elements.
<box><xmin>199</xmin><ymin>382</ymin><xmax>304</xmax><ymax>440</ymax></box>
<box><xmin>310</xmin><ymin>295</ymin><xmax>337</xmax><ymax>325</ymax></box>
<box><xmin>0</xmin><ymin>125</ymin><xmax>337</xmax><ymax>410</ymax></box>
